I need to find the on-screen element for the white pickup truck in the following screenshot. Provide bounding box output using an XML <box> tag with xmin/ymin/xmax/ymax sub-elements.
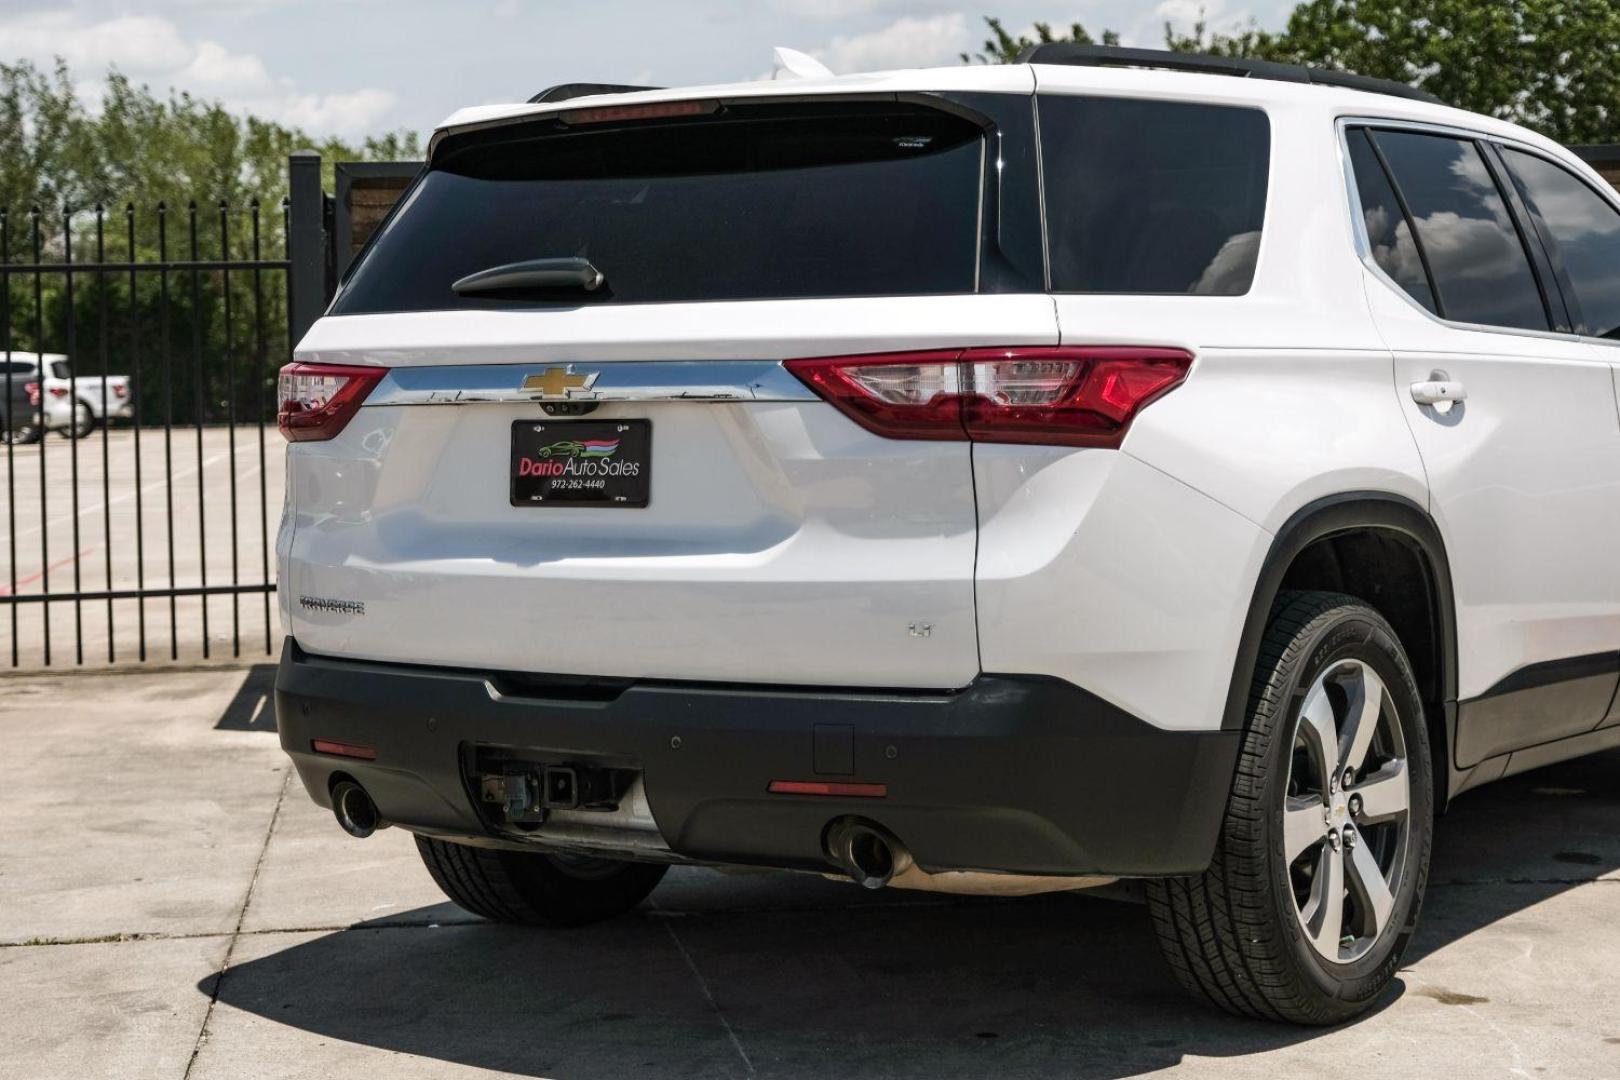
<box><xmin>0</xmin><ymin>352</ymin><xmax>132</xmax><ymax>441</ymax></box>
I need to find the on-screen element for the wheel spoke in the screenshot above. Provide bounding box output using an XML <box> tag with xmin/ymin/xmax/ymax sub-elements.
<box><xmin>1297</xmin><ymin>683</ymin><xmax>1340</xmax><ymax>779</ymax></box>
<box><xmin>1304</xmin><ymin>844</ymin><xmax>1346</xmax><ymax>958</ymax></box>
<box><xmin>1340</xmin><ymin>664</ymin><xmax>1386</xmax><ymax>774</ymax></box>
<box><xmin>1352</xmin><ymin>760</ymin><xmax>1409</xmax><ymax>824</ymax></box>
<box><xmin>1284</xmin><ymin>795</ymin><xmax>1328</xmax><ymax>862</ymax></box>
<box><xmin>1346</xmin><ymin>838</ymin><xmax>1395</xmax><ymax>939</ymax></box>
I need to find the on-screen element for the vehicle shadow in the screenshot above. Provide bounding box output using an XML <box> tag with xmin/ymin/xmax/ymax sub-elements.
<box><xmin>206</xmin><ymin>750</ymin><xmax>1620</xmax><ymax>1078</ymax></box>
<box><xmin>214</xmin><ymin>663</ymin><xmax>277</xmax><ymax>731</ymax></box>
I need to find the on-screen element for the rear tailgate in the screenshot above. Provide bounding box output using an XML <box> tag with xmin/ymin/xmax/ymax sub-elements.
<box><xmin>284</xmin><ymin>95</ymin><xmax>1055</xmax><ymax>689</ymax></box>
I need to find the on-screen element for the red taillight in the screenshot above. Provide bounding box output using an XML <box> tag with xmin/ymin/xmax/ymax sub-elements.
<box><xmin>113</xmin><ymin>384</ymin><xmax>128</xmax><ymax>399</ymax></box>
<box><xmin>562</xmin><ymin>99</ymin><xmax>716</xmax><ymax>125</ymax></box>
<box><xmin>46</xmin><ymin>386</ymin><xmax>68</xmax><ymax>399</ymax></box>
<box><xmin>277</xmin><ymin>362</ymin><xmax>387</xmax><ymax>442</ymax></box>
<box><xmin>23</xmin><ymin>381</ymin><xmax>39</xmax><ymax>406</ymax></box>
<box><xmin>785</xmin><ymin>347</ymin><xmax>1193</xmax><ymax>449</ymax></box>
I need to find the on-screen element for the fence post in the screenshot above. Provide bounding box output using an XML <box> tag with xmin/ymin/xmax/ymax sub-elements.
<box><xmin>287</xmin><ymin>150</ymin><xmax>325</xmax><ymax>349</ymax></box>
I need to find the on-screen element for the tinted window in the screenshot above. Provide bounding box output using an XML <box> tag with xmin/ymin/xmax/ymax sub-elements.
<box><xmin>1347</xmin><ymin>129</ymin><xmax>1435</xmax><ymax>313</ymax></box>
<box><xmin>1039</xmin><ymin>96</ymin><xmax>1270</xmax><ymax>295</ymax></box>
<box><xmin>1372</xmin><ymin>130</ymin><xmax>1547</xmax><ymax>331</ymax></box>
<box><xmin>1503</xmin><ymin>149</ymin><xmax>1620</xmax><ymax>339</ymax></box>
<box><xmin>50</xmin><ymin>361</ymin><xmax>70</xmax><ymax>379</ymax></box>
<box><xmin>333</xmin><ymin>103</ymin><xmax>983</xmax><ymax>314</ymax></box>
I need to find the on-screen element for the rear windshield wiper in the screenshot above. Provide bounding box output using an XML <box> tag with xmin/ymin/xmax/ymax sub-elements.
<box><xmin>452</xmin><ymin>257</ymin><xmax>605</xmax><ymax>295</ymax></box>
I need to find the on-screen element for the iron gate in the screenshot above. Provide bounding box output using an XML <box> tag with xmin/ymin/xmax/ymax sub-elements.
<box><xmin>0</xmin><ymin>198</ymin><xmax>289</xmax><ymax>668</ymax></box>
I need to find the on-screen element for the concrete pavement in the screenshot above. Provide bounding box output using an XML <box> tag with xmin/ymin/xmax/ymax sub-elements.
<box><xmin>5</xmin><ymin>664</ymin><xmax>1620</xmax><ymax>1078</ymax></box>
<box><xmin>1</xmin><ymin>425</ymin><xmax>283</xmax><ymax>671</ymax></box>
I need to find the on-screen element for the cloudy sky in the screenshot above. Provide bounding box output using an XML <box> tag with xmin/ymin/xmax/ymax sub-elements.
<box><xmin>2</xmin><ymin>0</ymin><xmax>1296</xmax><ymax>141</ymax></box>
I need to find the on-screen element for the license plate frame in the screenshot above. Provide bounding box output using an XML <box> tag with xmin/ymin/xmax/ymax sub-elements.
<box><xmin>509</xmin><ymin>419</ymin><xmax>651</xmax><ymax>509</ymax></box>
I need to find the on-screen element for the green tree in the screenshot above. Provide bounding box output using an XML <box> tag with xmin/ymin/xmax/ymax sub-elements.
<box><xmin>0</xmin><ymin>58</ymin><xmax>424</xmax><ymax>427</ymax></box>
<box><xmin>961</xmin><ymin>16</ymin><xmax>1120</xmax><ymax>64</ymax></box>
<box><xmin>980</xmin><ymin>1</ymin><xmax>1620</xmax><ymax>144</ymax></box>
<box><xmin>1253</xmin><ymin>0</ymin><xmax>1620</xmax><ymax>143</ymax></box>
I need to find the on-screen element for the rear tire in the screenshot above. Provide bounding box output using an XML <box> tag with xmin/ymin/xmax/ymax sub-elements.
<box><xmin>415</xmin><ymin>835</ymin><xmax>668</xmax><ymax>927</ymax></box>
<box><xmin>2</xmin><ymin>421</ymin><xmax>41</xmax><ymax>445</ymax></box>
<box><xmin>1145</xmin><ymin>590</ymin><xmax>1433</xmax><ymax>1024</ymax></box>
<box><xmin>60</xmin><ymin>401</ymin><xmax>95</xmax><ymax>439</ymax></box>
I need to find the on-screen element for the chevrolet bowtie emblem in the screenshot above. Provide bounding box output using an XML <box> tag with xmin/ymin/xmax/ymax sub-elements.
<box><xmin>521</xmin><ymin>367</ymin><xmax>600</xmax><ymax>399</ymax></box>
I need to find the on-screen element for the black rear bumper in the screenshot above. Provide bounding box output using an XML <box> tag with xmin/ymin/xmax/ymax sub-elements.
<box><xmin>274</xmin><ymin>640</ymin><xmax>1239</xmax><ymax>877</ymax></box>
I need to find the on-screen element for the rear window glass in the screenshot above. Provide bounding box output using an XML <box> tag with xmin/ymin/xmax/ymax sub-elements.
<box><xmin>1371</xmin><ymin>130</ymin><xmax>1548</xmax><ymax>332</ymax></box>
<box><xmin>1346</xmin><ymin>128</ymin><xmax>1437</xmax><ymax>313</ymax></box>
<box><xmin>1502</xmin><ymin>148</ymin><xmax>1620</xmax><ymax>339</ymax></box>
<box><xmin>1038</xmin><ymin>95</ymin><xmax>1270</xmax><ymax>295</ymax></box>
<box><xmin>331</xmin><ymin>102</ymin><xmax>984</xmax><ymax>314</ymax></box>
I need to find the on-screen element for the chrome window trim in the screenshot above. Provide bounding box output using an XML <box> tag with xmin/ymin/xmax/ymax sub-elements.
<box><xmin>364</xmin><ymin>360</ymin><xmax>818</xmax><ymax>407</ymax></box>
<box><xmin>1336</xmin><ymin>115</ymin><xmax>1608</xmax><ymax>349</ymax></box>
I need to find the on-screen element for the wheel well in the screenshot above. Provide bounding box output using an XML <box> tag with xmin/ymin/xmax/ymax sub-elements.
<box><xmin>1275</xmin><ymin>526</ymin><xmax>1453</xmax><ymax>810</ymax></box>
<box><xmin>1279</xmin><ymin>530</ymin><xmax>1443</xmax><ymax>707</ymax></box>
<box><xmin>1223</xmin><ymin>494</ymin><xmax>1457</xmax><ymax>808</ymax></box>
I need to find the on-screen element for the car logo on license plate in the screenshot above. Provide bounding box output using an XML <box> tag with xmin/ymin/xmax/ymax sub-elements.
<box><xmin>521</xmin><ymin>367</ymin><xmax>600</xmax><ymax>399</ymax></box>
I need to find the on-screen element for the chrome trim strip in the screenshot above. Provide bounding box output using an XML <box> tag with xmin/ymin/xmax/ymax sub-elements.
<box><xmin>1335</xmin><ymin>115</ymin><xmax>1610</xmax><ymax>349</ymax></box>
<box><xmin>364</xmin><ymin>360</ymin><xmax>817</xmax><ymax>406</ymax></box>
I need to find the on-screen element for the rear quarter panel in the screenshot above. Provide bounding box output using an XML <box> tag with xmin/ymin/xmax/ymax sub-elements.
<box><xmin>974</xmin><ymin>75</ymin><xmax>1428</xmax><ymax>731</ymax></box>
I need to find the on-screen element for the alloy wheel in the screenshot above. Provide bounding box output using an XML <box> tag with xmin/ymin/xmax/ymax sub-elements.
<box><xmin>1284</xmin><ymin>658</ymin><xmax>1411</xmax><ymax>964</ymax></box>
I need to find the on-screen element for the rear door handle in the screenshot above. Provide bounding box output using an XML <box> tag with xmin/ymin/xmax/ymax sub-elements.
<box><xmin>1410</xmin><ymin>376</ymin><xmax>1467</xmax><ymax>406</ymax></box>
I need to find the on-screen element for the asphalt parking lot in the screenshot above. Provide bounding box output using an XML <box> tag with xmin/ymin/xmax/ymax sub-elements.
<box><xmin>0</xmin><ymin>425</ymin><xmax>282</xmax><ymax>670</ymax></box>
<box><xmin>4</xmin><ymin>664</ymin><xmax>1620</xmax><ymax>1079</ymax></box>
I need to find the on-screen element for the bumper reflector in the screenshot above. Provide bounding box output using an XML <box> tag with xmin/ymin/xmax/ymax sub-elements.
<box><xmin>768</xmin><ymin>780</ymin><xmax>887</xmax><ymax>798</ymax></box>
<box><xmin>311</xmin><ymin>738</ymin><xmax>378</xmax><ymax>760</ymax></box>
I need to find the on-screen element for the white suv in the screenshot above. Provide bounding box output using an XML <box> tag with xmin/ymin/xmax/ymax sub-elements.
<box><xmin>273</xmin><ymin>46</ymin><xmax>1620</xmax><ymax>1024</ymax></box>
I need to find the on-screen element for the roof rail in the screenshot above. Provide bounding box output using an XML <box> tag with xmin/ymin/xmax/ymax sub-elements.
<box><xmin>528</xmin><ymin>83</ymin><xmax>662</xmax><ymax>105</ymax></box>
<box><xmin>1016</xmin><ymin>44</ymin><xmax>1443</xmax><ymax>106</ymax></box>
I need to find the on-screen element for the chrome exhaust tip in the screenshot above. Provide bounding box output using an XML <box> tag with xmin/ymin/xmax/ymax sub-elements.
<box><xmin>331</xmin><ymin>779</ymin><xmax>385</xmax><ymax>839</ymax></box>
<box><xmin>825</xmin><ymin>819</ymin><xmax>910</xmax><ymax>890</ymax></box>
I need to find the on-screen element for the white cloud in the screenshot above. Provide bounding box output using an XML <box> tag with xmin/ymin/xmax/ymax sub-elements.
<box><xmin>0</xmin><ymin>9</ymin><xmax>397</xmax><ymax>137</ymax></box>
<box><xmin>1133</xmin><ymin>0</ymin><xmax>1261</xmax><ymax>47</ymax></box>
<box><xmin>772</xmin><ymin>0</ymin><xmax>911</xmax><ymax>17</ymax></box>
<box><xmin>814</xmin><ymin>12</ymin><xmax>970</xmax><ymax>74</ymax></box>
<box><xmin>179</xmin><ymin>40</ymin><xmax>275</xmax><ymax>93</ymax></box>
<box><xmin>266</xmin><ymin>88</ymin><xmax>398</xmax><ymax>135</ymax></box>
<box><xmin>0</xmin><ymin>12</ymin><xmax>193</xmax><ymax>72</ymax></box>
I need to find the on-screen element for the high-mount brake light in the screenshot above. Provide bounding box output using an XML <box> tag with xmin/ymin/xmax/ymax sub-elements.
<box><xmin>561</xmin><ymin>100</ymin><xmax>717</xmax><ymax>125</ymax></box>
<box><xmin>785</xmin><ymin>346</ymin><xmax>1193</xmax><ymax>449</ymax></box>
<box><xmin>277</xmin><ymin>362</ymin><xmax>388</xmax><ymax>443</ymax></box>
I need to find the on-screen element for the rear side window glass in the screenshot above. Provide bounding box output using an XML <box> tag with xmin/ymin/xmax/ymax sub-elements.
<box><xmin>1371</xmin><ymin>130</ymin><xmax>1548</xmax><ymax>331</ymax></box>
<box><xmin>1347</xmin><ymin>129</ymin><xmax>1436</xmax><ymax>313</ymax></box>
<box><xmin>332</xmin><ymin>102</ymin><xmax>984</xmax><ymax>313</ymax></box>
<box><xmin>1038</xmin><ymin>95</ymin><xmax>1270</xmax><ymax>296</ymax></box>
<box><xmin>1502</xmin><ymin>148</ymin><xmax>1620</xmax><ymax>339</ymax></box>
<box><xmin>50</xmin><ymin>361</ymin><xmax>70</xmax><ymax>379</ymax></box>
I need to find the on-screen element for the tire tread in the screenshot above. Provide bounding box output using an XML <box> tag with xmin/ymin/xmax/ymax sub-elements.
<box><xmin>1146</xmin><ymin>589</ymin><xmax>1428</xmax><ymax>1025</ymax></box>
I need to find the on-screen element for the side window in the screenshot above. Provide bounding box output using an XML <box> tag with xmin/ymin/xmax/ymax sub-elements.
<box><xmin>1346</xmin><ymin>128</ymin><xmax>1436</xmax><ymax>313</ymax></box>
<box><xmin>1502</xmin><ymin>148</ymin><xmax>1620</xmax><ymax>339</ymax></box>
<box><xmin>50</xmin><ymin>361</ymin><xmax>71</xmax><ymax>379</ymax></box>
<box><xmin>1038</xmin><ymin>95</ymin><xmax>1270</xmax><ymax>296</ymax></box>
<box><xmin>1371</xmin><ymin>130</ymin><xmax>1548</xmax><ymax>331</ymax></box>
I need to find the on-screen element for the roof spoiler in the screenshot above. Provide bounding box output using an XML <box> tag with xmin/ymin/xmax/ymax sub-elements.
<box><xmin>528</xmin><ymin>83</ymin><xmax>663</xmax><ymax>105</ymax></box>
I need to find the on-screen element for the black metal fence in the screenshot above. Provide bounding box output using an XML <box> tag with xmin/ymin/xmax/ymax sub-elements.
<box><xmin>1</xmin><ymin>197</ymin><xmax>292</xmax><ymax>668</ymax></box>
